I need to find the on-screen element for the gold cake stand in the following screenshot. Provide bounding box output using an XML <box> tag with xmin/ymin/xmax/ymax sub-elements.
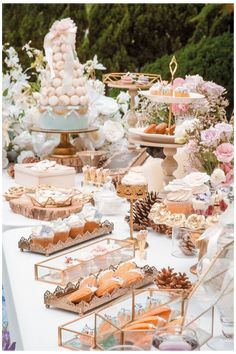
<box><xmin>31</xmin><ymin>127</ymin><xmax>98</xmax><ymax>156</ymax></box>
<box><xmin>103</xmin><ymin>73</ymin><xmax>161</xmax><ymax>127</ymax></box>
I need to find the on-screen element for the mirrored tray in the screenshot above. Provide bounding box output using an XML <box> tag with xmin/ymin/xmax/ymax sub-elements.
<box><xmin>18</xmin><ymin>220</ymin><xmax>114</xmax><ymax>256</ymax></box>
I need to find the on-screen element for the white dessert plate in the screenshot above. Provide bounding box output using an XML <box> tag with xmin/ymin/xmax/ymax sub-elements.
<box><xmin>140</xmin><ymin>90</ymin><xmax>204</xmax><ymax>104</ymax></box>
<box><xmin>129</xmin><ymin>127</ymin><xmax>175</xmax><ymax>143</ymax></box>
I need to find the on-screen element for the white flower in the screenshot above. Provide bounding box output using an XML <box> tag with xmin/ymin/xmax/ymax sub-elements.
<box><xmin>117</xmin><ymin>91</ymin><xmax>130</xmax><ymax>104</ymax></box>
<box><xmin>87</xmin><ymin>127</ymin><xmax>105</xmax><ymax>149</ymax></box>
<box><xmin>103</xmin><ymin>120</ymin><xmax>124</xmax><ymax>143</ymax></box>
<box><xmin>88</xmin><ymin>79</ymin><xmax>105</xmax><ymax>95</ymax></box>
<box><xmin>31</xmin><ymin>133</ymin><xmax>59</xmax><ymax>157</ymax></box>
<box><xmin>17</xmin><ymin>150</ymin><xmax>35</xmax><ymax>163</ymax></box>
<box><xmin>2</xmin><ymin>148</ymin><xmax>9</xmax><ymax>169</ymax></box>
<box><xmin>210</xmin><ymin>168</ymin><xmax>226</xmax><ymax>186</ymax></box>
<box><xmin>175</xmin><ymin>118</ymin><xmax>197</xmax><ymax>139</ymax></box>
<box><xmin>12</xmin><ymin>131</ymin><xmax>33</xmax><ymax>150</ymax></box>
<box><xmin>90</xmin><ymin>55</ymin><xmax>106</xmax><ymax>70</ymax></box>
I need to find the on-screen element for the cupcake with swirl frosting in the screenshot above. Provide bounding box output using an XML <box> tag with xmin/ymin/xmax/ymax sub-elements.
<box><xmin>164</xmin><ymin>179</ymin><xmax>193</xmax><ymax>215</ymax></box>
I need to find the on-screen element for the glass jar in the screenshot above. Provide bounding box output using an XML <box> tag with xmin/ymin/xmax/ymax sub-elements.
<box><xmin>172</xmin><ymin>227</ymin><xmax>198</xmax><ymax>258</ymax></box>
<box><xmin>152</xmin><ymin>325</ymin><xmax>199</xmax><ymax>351</ymax></box>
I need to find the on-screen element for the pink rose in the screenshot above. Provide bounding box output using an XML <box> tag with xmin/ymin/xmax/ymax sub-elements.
<box><xmin>184</xmin><ymin>75</ymin><xmax>204</xmax><ymax>91</ymax></box>
<box><xmin>173</xmin><ymin>77</ymin><xmax>185</xmax><ymax>89</ymax></box>
<box><xmin>215</xmin><ymin>122</ymin><xmax>233</xmax><ymax>140</ymax></box>
<box><xmin>201</xmin><ymin>81</ymin><xmax>225</xmax><ymax>97</ymax></box>
<box><xmin>172</xmin><ymin>103</ymin><xmax>189</xmax><ymax>115</ymax></box>
<box><xmin>201</xmin><ymin>127</ymin><xmax>219</xmax><ymax>146</ymax></box>
<box><xmin>221</xmin><ymin>163</ymin><xmax>234</xmax><ymax>186</ymax></box>
<box><xmin>215</xmin><ymin>143</ymin><xmax>234</xmax><ymax>163</ymax></box>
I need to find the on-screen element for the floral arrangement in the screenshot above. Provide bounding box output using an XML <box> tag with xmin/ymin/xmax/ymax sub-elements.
<box><xmin>2</xmin><ymin>41</ymin><xmax>130</xmax><ymax>168</ymax></box>
<box><xmin>183</xmin><ymin>122</ymin><xmax>234</xmax><ymax>186</ymax></box>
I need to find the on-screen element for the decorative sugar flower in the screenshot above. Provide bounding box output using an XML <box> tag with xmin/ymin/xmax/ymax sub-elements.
<box><xmin>215</xmin><ymin>122</ymin><xmax>233</xmax><ymax>140</ymax></box>
<box><xmin>103</xmin><ymin>120</ymin><xmax>124</xmax><ymax>143</ymax></box>
<box><xmin>210</xmin><ymin>168</ymin><xmax>226</xmax><ymax>186</ymax></box>
<box><xmin>200</xmin><ymin>127</ymin><xmax>220</xmax><ymax>146</ymax></box>
<box><xmin>215</xmin><ymin>143</ymin><xmax>234</xmax><ymax>163</ymax></box>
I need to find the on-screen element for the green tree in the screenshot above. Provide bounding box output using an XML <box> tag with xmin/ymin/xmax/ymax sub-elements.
<box><xmin>2</xmin><ymin>4</ymin><xmax>88</xmax><ymax>69</ymax></box>
<box><xmin>142</xmin><ymin>32</ymin><xmax>233</xmax><ymax>115</ymax></box>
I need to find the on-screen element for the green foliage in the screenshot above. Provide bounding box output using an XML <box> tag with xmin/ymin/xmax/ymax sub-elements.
<box><xmin>2</xmin><ymin>3</ymin><xmax>88</xmax><ymax>68</ymax></box>
<box><xmin>142</xmin><ymin>32</ymin><xmax>233</xmax><ymax>112</ymax></box>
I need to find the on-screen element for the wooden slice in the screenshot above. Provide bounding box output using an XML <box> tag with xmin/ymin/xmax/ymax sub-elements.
<box><xmin>9</xmin><ymin>196</ymin><xmax>82</xmax><ymax>221</ymax></box>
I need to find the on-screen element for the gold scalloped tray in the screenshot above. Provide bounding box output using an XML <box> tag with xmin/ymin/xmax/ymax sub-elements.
<box><xmin>44</xmin><ymin>263</ymin><xmax>157</xmax><ymax>315</ymax></box>
<box><xmin>18</xmin><ymin>220</ymin><xmax>114</xmax><ymax>256</ymax></box>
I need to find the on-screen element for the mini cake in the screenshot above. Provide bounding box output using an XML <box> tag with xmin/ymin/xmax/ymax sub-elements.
<box><xmin>50</xmin><ymin>219</ymin><xmax>70</xmax><ymax>243</ymax></box>
<box><xmin>31</xmin><ymin>225</ymin><xmax>54</xmax><ymax>248</ymax></box>
<box><xmin>137</xmin><ymin>75</ymin><xmax>149</xmax><ymax>85</ymax></box>
<box><xmin>121</xmin><ymin>168</ymin><xmax>147</xmax><ymax>186</ymax></box>
<box><xmin>120</xmin><ymin>73</ymin><xmax>133</xmax><ymax>84</ymax></box>
<box><xmin>38</xmin><ymin>18</ymin><xmax>89</xmax><ymax>130</ymax></box>
<box><xmin>192</xmin><ymin>194</ymin><xmax>213</xmax><ymax>216</ymax></box>
<box><xmin>174</xmin><ymin>86</ymin><xmax>190</xmax><ymax>97</ymax></box>
<box><xmin>162</xmin><ymin>84</ymin><xmax>173</xmax><ymax>97</ymax></box>
<box><xmin>149</xmin><ymin>82</ymin><xmax>162</xmax><ymax>95</ymax></box>
<box><xmin>81</xmin><ymin>205</ymin><xmax>102</xmax><ymax>233</ymax></box>
<box><xmin>164</xmin><ymin>179</ymin><xmax>193</xmax><ymax>215</ymax></box>
<box><xmin>66</xmin><ymin>214</ymin><xmax>85</xmax><ymax>239</ymax></box>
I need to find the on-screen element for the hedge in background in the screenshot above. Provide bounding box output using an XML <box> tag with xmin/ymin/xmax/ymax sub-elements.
<box><xmin>142</xmin><ymin>32</ymin><xmax>233</xmax><ymax>113</ymax></box>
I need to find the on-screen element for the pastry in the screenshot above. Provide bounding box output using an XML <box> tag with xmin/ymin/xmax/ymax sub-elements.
<box><xmin>81</xmin><ymin>205</ymin><xmax>102</xmax><ymax>233</ymax></box>
<box><xmin>144</xmin><ymin>124</ymin><xmax>156</xmax><ymax>134</ymax></box>
<box><xmin>115</xmin><ymin>261</ymin><xmax>136</xmax><ymax>276</ymax></box>
<box><xmin>183</xmin><ymin>172</ymin><xmax>210</xmax><ymax>195</ymax></box>
<box><xmin>95</xmin><ymin>277</ymin><xmax>123</xmax><ymax>297</ymax></box>
<box><xmin>185</xmin><ymin>214</ymin><xmax>206</xmax><ymax>230</ymax></box>
<box><xmin>165</xmin><ymin>124</ymin><xmax>176</xmax><ymax>135</ymax></box>
<box><xmin>137</xmin><ymin>75</ymin><xmax>149</xmax><ymax>85</ymax></box>
<box><xmin>164</xmin><ymin>179</ymin><xmax>193</xmax><ymax>215</ymax></box>
<box><xmin>79</xmin><ymin>275</ymin><xmax>97</xmax><ymax>289</ymax></box>
<box><xmin>174</xmin><ymin>86</ymin><xmax>190</xmax><ymax>97</ymax></box>
<box><xmin>162</xmin><ymin>85</ymin><xmax>173</xmax><ymax>96</ymax></box>
<box><xmin>192</xmin><ymin>194</ymin><xmax>212</xmax><ymax>216</ymax></box>
<box><xmin>120</xmin><ymin>74</ymin><xmax>133</xmax><ymax>84</ymax></box>
<box><xmin>140</xmin><ymin>306</ymin><xmax>172</xmax><ymax>322</ymax></box>
<box><xmin>121</xmin><ymin>269</ymin><xmax>144</xmax><ymax>287</ymax></box>
<box><xmin>149</xmin><ymin>82</ymin><xmax>162</xmax><ymax>95</ymax></box>
<box><xmin>156</xmin><ymin>123</ymin><xmax>167</xmax><ymax>134</ymax></box>
<box><xmin>31</xmin><ymin>225</ymin><xmax>54</xmax><ymax>248</ymax></box>
<box><xmin>84</xmin><ymin>220</ymin><xmax>100</xmax><ymax>234</ymax></box>
<box><xmin>49</xmin><ymin>219</ymin><xmax>70</xmax><ymax>243</ymax></box>
<box><xmin>65</xmin><ymin>214</ymin><xmax>85</xmax><ymax>239</ymax></box>
<box><xmin>68</xmin><ymin>285</ymin><xmax>96</xmax><ymax>304</ymax></box>
<box><xmin>97</xmin><ymin>270</ymin><xmax>115</xmax><ymax>286</ymax></box>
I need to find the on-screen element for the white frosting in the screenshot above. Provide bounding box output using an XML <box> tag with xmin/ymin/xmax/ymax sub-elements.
<box><xmin>183</xmin><ymin>172</ymin><xmax>210</xmax><ymax>195</ymax></box>
<box><xmin>164</xmin><ymin>179</ymin><xmax>192</xmax><ymax>202</ymax></box>
<box><xmin>30</xmin><ymin>160</ymin><xmax>57</xmax><ymax>171</ymax></box>
<box><xmin>66</xmin><ymin>214</ymin><xmax>84</xmax><ymax>227</ymax></box>
<box><xmin>32</xmin><ymin>225</ymin><xmax>54</xmax><ymax>238</ymax></box>
<box><xmin>122</xmin><ymin>170</ymin><xmax>147</xmax><ymax>186</ymax></box>
<box><xmin>50</xmin><ymin>219</ymin><xmax>70</xmax><ymax>233</ymax></box>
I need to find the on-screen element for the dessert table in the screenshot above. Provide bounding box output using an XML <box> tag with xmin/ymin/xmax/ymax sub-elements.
<box><xmin>2</xmin><ymin>171</ymin><xmax>221</xmax><ymax>350</ymax></box>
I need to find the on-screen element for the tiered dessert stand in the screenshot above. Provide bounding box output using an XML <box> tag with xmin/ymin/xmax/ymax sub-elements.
<box><xmin>103</xmin><ymin>73</ymin><xmax>161</xmax><ymax>127</ymax></box>
<box><xmin>129</xmin><ymin>56</ymin><xmax>204</xmax><ymax>189</ymax></box>
<box><xmin>31</xmin><ymin>126</ymin><xmax>98</xmax><ymax>172</ymax></box>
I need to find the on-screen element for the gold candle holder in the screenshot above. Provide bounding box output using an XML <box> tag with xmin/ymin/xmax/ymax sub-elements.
<box><xmin>116</xmin><ymin>184</ymin><xmax>148</xmax><ymax>247</ymax></box>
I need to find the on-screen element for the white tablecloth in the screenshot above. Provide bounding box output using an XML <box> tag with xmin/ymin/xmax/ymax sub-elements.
<box><xmin>2</xmin><ymin>170</ymin><xmax>220</xmax><ymax>350</ymax></box>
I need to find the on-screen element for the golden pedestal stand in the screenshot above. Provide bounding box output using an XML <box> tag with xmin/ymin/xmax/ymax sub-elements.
<box><xmin>103</xmin><ymin>73</ymin><xmax>161</xmax><ymax>127</ymax></box>
<box><xmin>117</xmin><ymin>183</ymin><xmax>148</xmax><ymax>249</ymax></box>
<box><xmin>31</xmin><ymin>127</ymin><xmax>98</xmax><ymax>172</ymax></box>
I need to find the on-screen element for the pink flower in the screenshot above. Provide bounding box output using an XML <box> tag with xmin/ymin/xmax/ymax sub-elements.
<box><xmin>201</xmin><ymin>127</ymin><xmax>219</xmax><ymax>146</ymax></box>
<box><xmin>184</xmin><ymin>75</ymin><xmax>204</xmax><ymax>91</ymax></box>
<box><xmin>215</xmin><ymin>122</ymin><xmax>233</xmax><ymax>140</ymax></box>
<box><xmin>173</xmin><ymin>77</ymin><xmax>185</xmax><ymax>89</ymax></box>
<box><xmin>201</xmin><ymin>81</ymin><xmax>225</xmax><ymax>97</ymax></box>
<box><xmin>172</xmin><ymin>103</ymin><xmax>189</xmax><ymax>115</ymax></box>
<box><xmin>221</xmin><ymin>163</ymin><xmax>234</xmax><ymax>186</ymax></box>
<box><xmin>215</xmin><ymin>143</ymin><xmax>234</xmax><ymax>163</ymax></box>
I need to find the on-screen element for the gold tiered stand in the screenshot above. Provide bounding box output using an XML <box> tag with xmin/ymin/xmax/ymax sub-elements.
<box><xmin>31</xmin><ymin>127</ymin><xmax>98</xmax><ymax>172</ymax></box>
<box><xmin>103</xmin><ymin>73</ymin><xmax>161</xmax><ymax>127</ymax></box>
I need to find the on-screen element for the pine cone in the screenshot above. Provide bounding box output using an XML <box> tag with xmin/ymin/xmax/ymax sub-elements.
<box><xmin>150</xmin><ymin>220</ymin><xmax>172</xmax><ymax>237</ymax></box>
<box><xmin>22</xmin><ymin>156</ymin><xmax>40</xmax><ymax>164</ymax></box>
<box><xmin>155</xmin><ymin>267</ymin><xmax>192</xmax><ymax>290</ymax></box>
<box><xmin>125</xmin><ymin>192</ymin><xmax>161</xmax><ymax>229</ymax></box>
<box><xmin>8</xmin><ymin>164</ymin><xmax>15</xmax><ymax>178</ymax></box>
<box><xmin>97</xmin><ymin>155</ymin><xmax>108</xmax><ymax>168</ymax></box>
<box><xmin>178</xmin><ymin>234</ymin><xmax>196</xmax><ymax>256</ymax></box>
